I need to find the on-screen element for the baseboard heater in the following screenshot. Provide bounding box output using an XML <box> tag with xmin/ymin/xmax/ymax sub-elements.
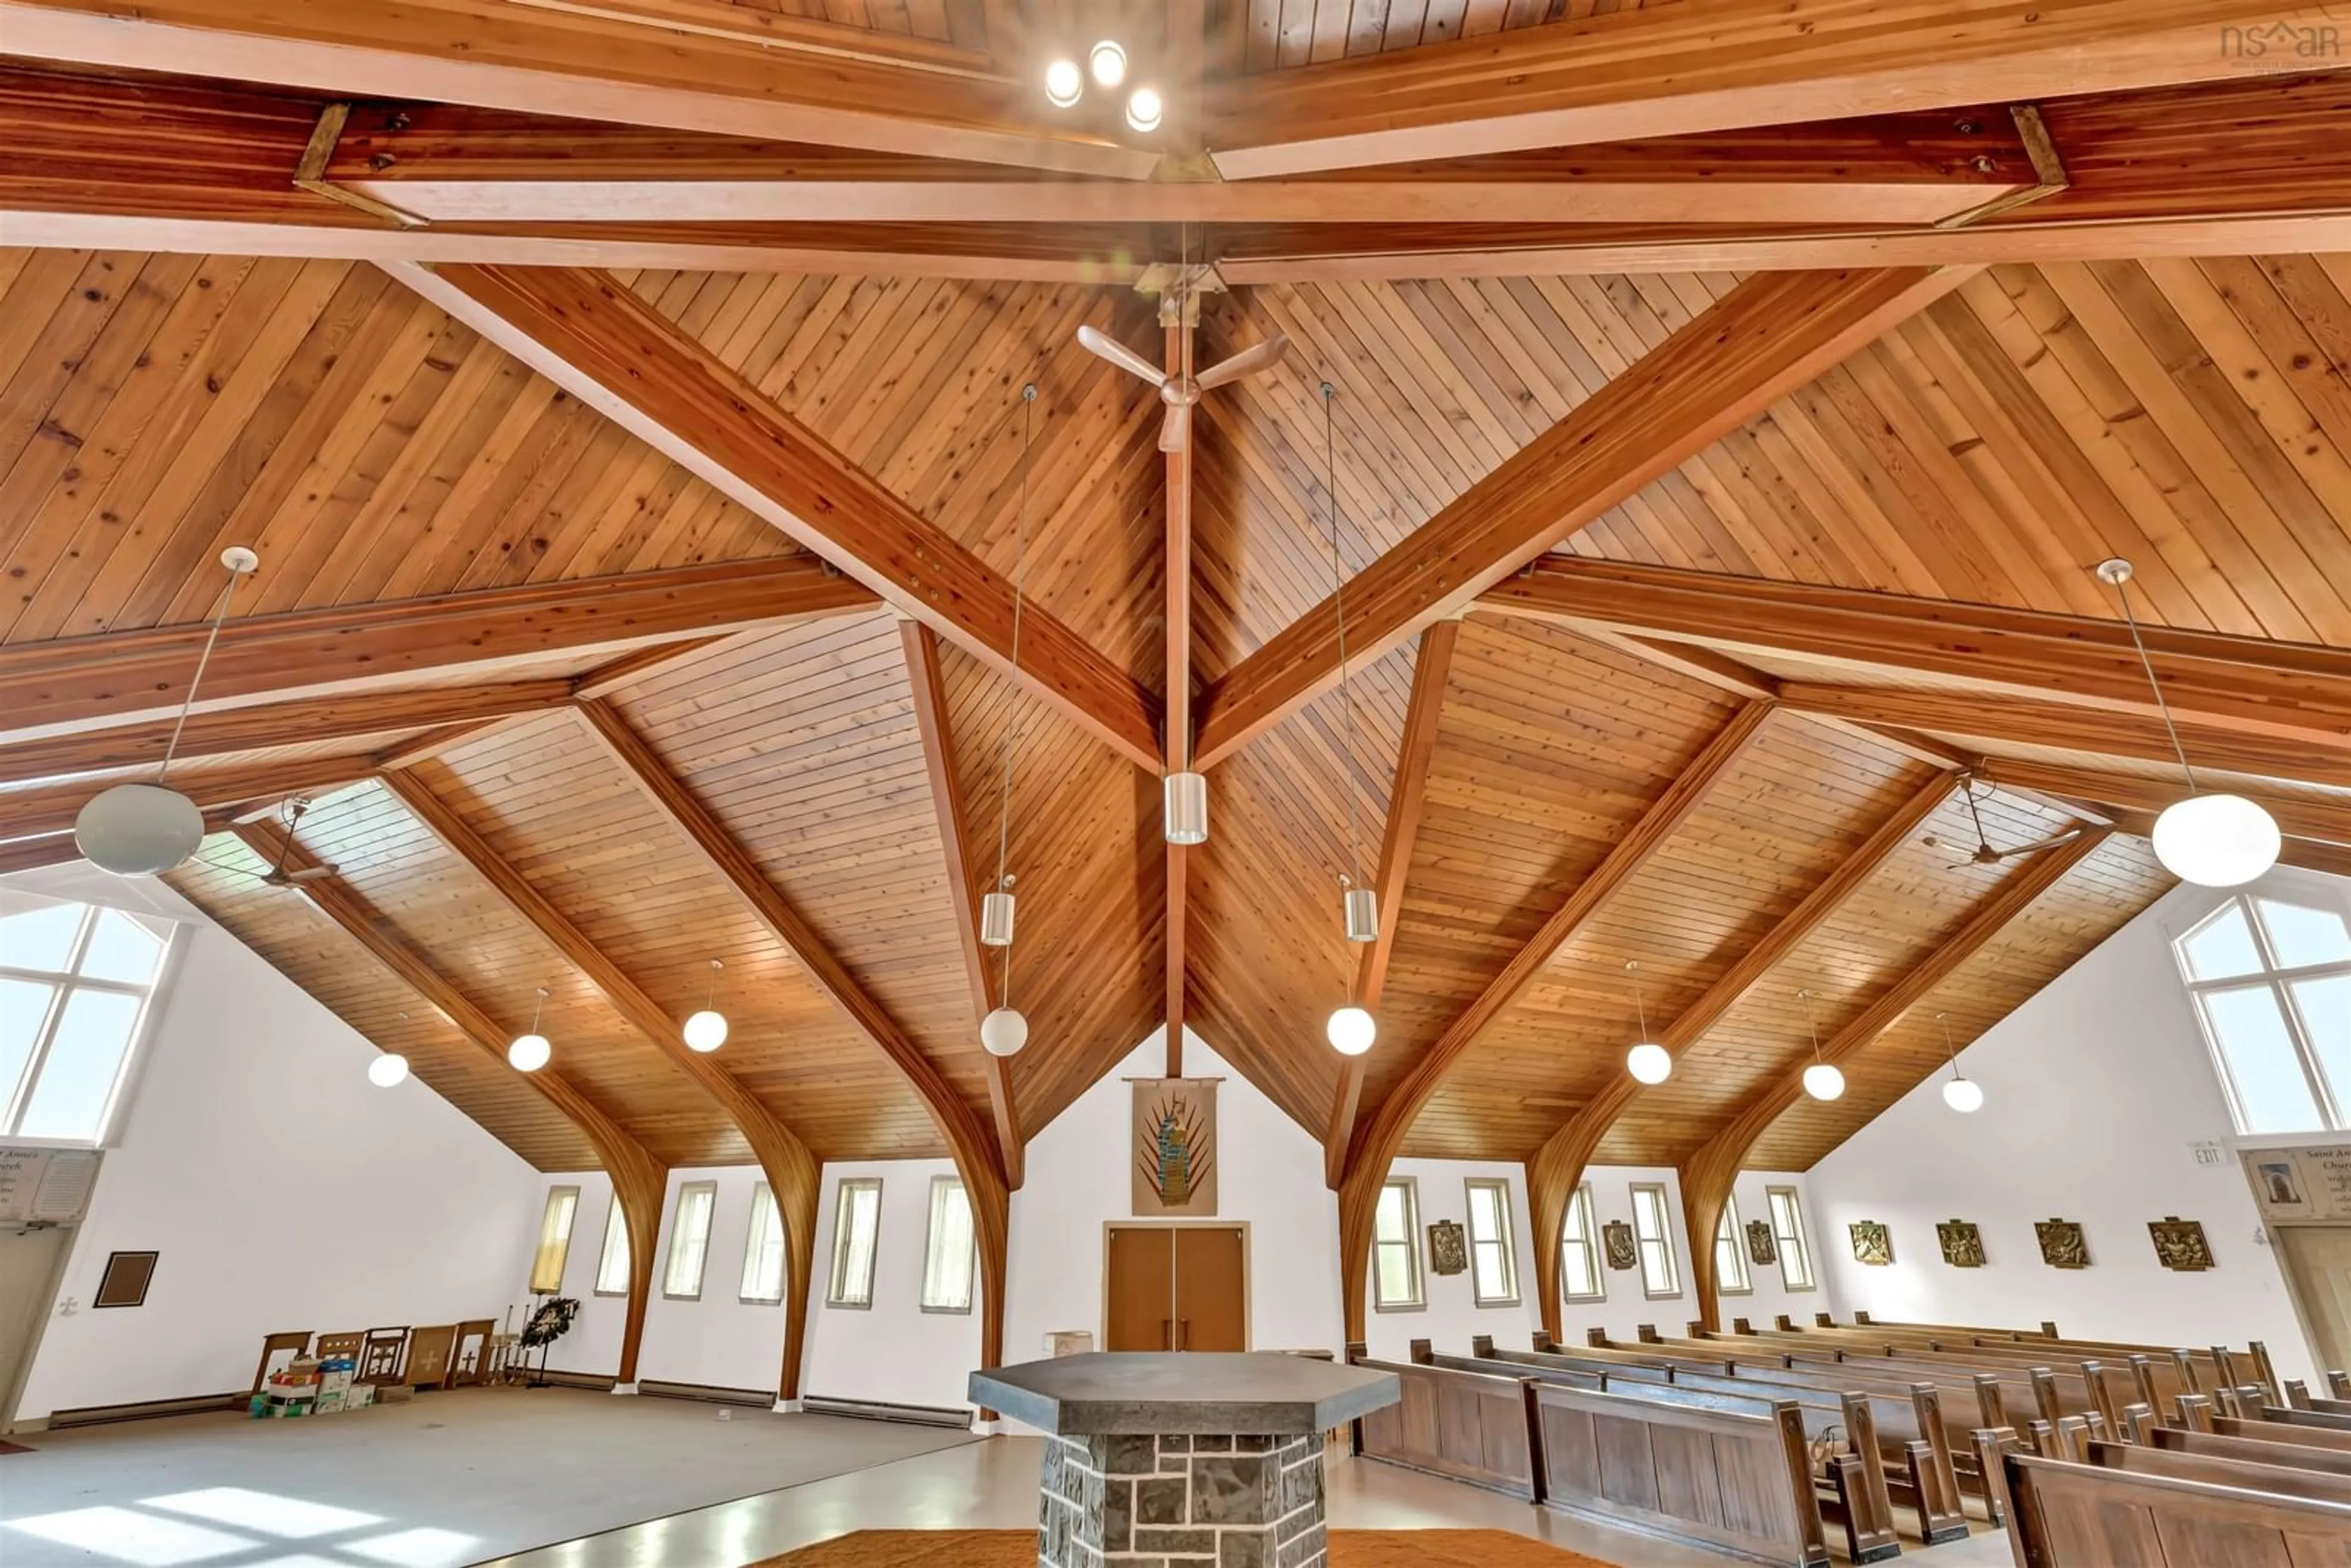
<box><xmin>639</xmin><ymin>1380</ymin><xmax>773</xmax><ymax>1408</ymax></box>
<box><xmin>45</xmin><ymin>1390</ymin><xmax>244</xmax><ymax>1430</ymax></box>
<box><xmin>800</xmin><ymin>1394</ymin><xmax>972</xmax><ymax>1429</ymax></box>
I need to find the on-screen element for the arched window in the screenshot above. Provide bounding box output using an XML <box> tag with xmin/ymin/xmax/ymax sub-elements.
<box><xmin>2173</xmin><ymin>893</ymin><xmax>2351</xmax><ymax>1135</ymax></box>
<box><xmin>0</xmin><ymin>896</ymin><xmax>177</xmax><ymax>1146</ymax></box>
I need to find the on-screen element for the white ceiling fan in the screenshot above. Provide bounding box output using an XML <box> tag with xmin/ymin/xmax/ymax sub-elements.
<box><xmin>206</xmin><ymin>797</ymin><xmax>340</xmax><ymax>890</ymax></box>
<box><xmin>1925</xmin><ymin>771</ymin><xmax>2082</xmax><ymax>869</ymax></box>
<box><xmin>1075</xmin><ymin>266</ymin><xmax>1288</xmax><ymax>454</ymax></box>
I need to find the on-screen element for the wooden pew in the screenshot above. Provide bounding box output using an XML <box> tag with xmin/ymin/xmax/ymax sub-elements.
<box><xmin>2000</xmin><ymin>1450</ymin><xmax>2351</xmax><ymax>1566</ymax></box>
<box><xmin>2149</xmin><ymin>1424</ymin><xmax>2351</xmax><ymax>1479</ymax></box>
<box><xmin>2079</xmin><ymin>1436</ymin><xmax>2351</xmax><ymax>1507</ymax></box>
<box><xmin>1529</xmin><ymin>1378</ymin><xmax>1846</xmax><ymax>1568</ymax></box>
<box><xmin>1346</xmin><ymin>1351</ymin><xmax>1541</xmax><ymax>1500</ymax></box>
<box><xmin>1711</xmin><ymin>1325</ymin><xmax>2156</xmax><ymax>1430</ymax></box>
<box><xmin>1788</xmin><ymin>1319</ymin><xmax>2274</xmax><ymax>1407</ymax></box>
<box><xmin>2213</xmin><ymin>1412</ymin><xmax>2351</xmax><ymax>1453</ymax></box>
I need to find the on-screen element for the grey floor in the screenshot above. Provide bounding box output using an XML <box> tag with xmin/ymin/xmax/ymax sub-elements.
<box><xmin>0</xmin><ymin>1387</ymin><xmax>975</xmax><ymax>1567</ymax></box>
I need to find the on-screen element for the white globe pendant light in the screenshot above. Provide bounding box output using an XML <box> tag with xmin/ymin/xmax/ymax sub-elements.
<box><xmin>509</xmin><ymin>986</ymin><xmax>552</xmax><ymax>1072</ymax></box>
<box><xmin>1621</xmin><ymin>960</ymin><xmax>1671</xmax><ymax>1085</ymax></box>
<box><xmin>683</xmin><ymin>958</ymin><xmax>729</xmax><ymax>1052</ymax></box>
<box><xmin>1935</xmin><ymin>1012</ymin><xmax>1983</xmax><ymax>1114</ymax></box>
<box><xmin>1088</xmin><ymin>39</ymin><xmax>1127</xmax><ymax>87</ymax></box>
<box><xmin>75</xmin><ymin>547</ymin><xmax>258</xmax><ymax>876</ymax></box>
<box><xmin>1327</xmin><ymin>1005</ymin><xmax>1375</xmax><ymax>1057</ymax></box>
<box><xmin>981</xmin><ymin>1007</ymin><xmax>1030</xmax><ymax>1058</ymax></box>
<box><xmin>1797</xmin><ymin>988</ymin><xmax>1842</xmax><ymax>1101</ymax></box>
<box><xmin>1125</xmin><ymin>87</ymin><xmax>1163</xmax><ymax>133</ymax></box>
<box><xmin>2099</xmin><ymin>559</ymin><xmax>2280</xmax><ymax>888</ymax></box>
<box><xmin>1043</xmin><ymin>58</ymin><xmax>1082</xmax><ymax>107</ymax></box>
<box><xmin>367</xmin><ymin>1052</ymin><xmax>410</xmax><ymax>1089</ymax></box>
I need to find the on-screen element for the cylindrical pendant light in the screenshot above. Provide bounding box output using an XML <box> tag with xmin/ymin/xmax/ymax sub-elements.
<box><xmin>2098</xmin><ymin>558</ymin><xmax>2279</xmax><ymax>888</ymax></box>
<box><xmin>978</xmin><ymin>386</ymin><xmax>1038</xmax><ymax>1057</ymax></box>
<box><xmin>1937</xmin><ymin>1011</ymin><xmax>1983</xmax><ymax>1114</ymax></box>
<box><xmin>509</xmin><ymin>987</ymin><xmax>552</xmax><ymax>1073</ymax></box>
<box><xmin>683</xmin><ymin>958</ymin><xmax>729</xmax><ymax>1052</ymax></box>
<box><xmin>1164</xmin><ymin>771</ymin><xmax>1207</xmax><ymax>845</ymax></box>
<box><xmin>1624</xmin><ymin>961</ymin><xmax>1671</xmax><ymax>1086</ymax></box>
<box><xmin>1343</xmin><ymin>882</ymin><xmax>1378</xmax><ymax>944</ymax></box>
<box><xmin>1798</xmin><ymin>988</ymin><xmax>1843</xmax><ymax>1101</ymax></box>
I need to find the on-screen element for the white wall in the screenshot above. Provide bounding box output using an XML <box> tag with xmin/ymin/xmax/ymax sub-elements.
<box><xmin>640</xmin><ymin>1165</ymin><xmax>792</xmax><ymax>1392</ymax></box>
<box><xmin>1808</xmin><ymin>867</ymin><xmax>2338</xmax><ymax>1387</ymax></box>
<box><xmin>525</xmin><ymin>1169</ymin><xmax>628</xmax><ymax>1378</ymax></box>
<box><xmin>801</xmin><ymin>1157</ymin><xmax>980</xmax><ymax>1411</ymax></box>
<box><xmin>1362</xmin><ymin>1158</ymin><xmax>1543</xmax><ymax>1362</ymax></box>
<box><xmin>10</xmin><ymin>865</ymin><xmax>544</xmax><ymax>1422</ymax></box>
<box><xmin>1725</xmin><ymin>1170</ymin><xmax>1831</xmax><ymax>1332</ymax></box>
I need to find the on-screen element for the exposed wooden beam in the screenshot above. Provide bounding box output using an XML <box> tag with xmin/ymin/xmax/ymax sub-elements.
<box><xmin>1164</xmin><ymin>322</ymin><xmax>1195</xmax><ymax>1078</ymax></box>
<box><xmin>1334</xmin><ymin>697</ymin><xmax>1777</xmax><ymax>1343</ymax></box>
<box><xmin>1968</xmin><ymin>760</ymin><xmax>2351</xmax><ymax>851</ymax></box>
<box><xmin>378</xmin><ymin>766</ymin><xmax>827</xmax><ymax>1398</ymax></box>
<box><xmin>231</xmin><ymin>817</ymin><xmax>669</xmax><ymax>1387</ymax></box>
<box><xmin>1204</xmin><ymin>0</ymin><xmax>2332</xmax><ymax>177</ymax></box>
<box><xmin>895</xmin><ymin>621</ymin><xmax>1023</xmax><ymax>1193</ymax></box>
<box><xmin>1191</xmin><ymin>267</ymin><xmax>1966</xmax><ymax>767</ymax></box>
<box><xmin>1324</xmin><ymin>618</ymin><xmax>1460</xmax><ymax>1191</ymax></box>
<box><xmin>0</xmin><ymin>681</ymin><xmax>574</xmax><ymax>789</ymax></box>
<box><xmin>1679</xmin><ymin>828</ymin><xmax>2111</xmax><ymax>1329</ymax></box>
<box><xmin>1524</xmin><ymin>768</ymin><xmax>1958</xmax><ymax>1341</ymax></box>
<box><xmin>0</xmin><ymin>0</ymin><xmax>1153</xmax><ymax>177</ymax></box>
<box><xmin>0</xmin><ymin>558</ymin><xmax>874</xmax><ymax>746</ymax></box>
<box><xmin>391</xmin><ymin>263</ymin><xmax>1163</xmax><ymax>772</ymax></box>
<box><xmin>1488</xmin><ymin>558</ymin><xmax>2351</xmax><ymax>763</ymax></box>
<box><xmin>1779</xmin><ymin>683</ymin><xmax>2351</xmax><ymax>793</ymax></box>
<box><xmin>0</xmin><ymin>754</ymin><xmax>381</xmax><ymax>848</ymax></box>
<box><xmin>568</xmin><ymin>694</ymin><xmax>1011</xmax><ymax>1378</ymax></box>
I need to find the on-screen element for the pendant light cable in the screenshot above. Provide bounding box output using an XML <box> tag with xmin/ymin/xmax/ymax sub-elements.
<box><xmin>1324</xmin><ymin>381</ymin><xmax>1362</xmax><ymax>945</ymax></box>
<box><xmin>159</xmin><ymin>560</ymin><xmax>250</xmax><ymax>787</ymax></box>
<box><xmin>1801</xmin><ymin>989</ymin><xmax>1823</xmax><ymax>1065</ymax></box>
<box><xmin>991</xmin><ymin>386</ymin><xmax>1036</xmax><ymax>1007</ymax></box>
<box><xmin>2102</xmin><ymin>561</ymin><xmax>2197</xmax><ymax>795</ymax></box>
<box><xmin>1937</xmin><ymin>1010</ymin><xmax>1962</xmax><ymax>1080</ymax></box>
<box><xmin>1629</xmin><ymin>961</ymin><xmax>1649</xmax><ymax>1040</ymax></box>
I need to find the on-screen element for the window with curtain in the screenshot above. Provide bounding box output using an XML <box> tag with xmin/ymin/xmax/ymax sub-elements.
<box><xmin>1630</xmin><ymin>1183</ymin><xmax>1680</xmax><ymax>1299</ymax></box>
<box><xmin>529</xmin><ymin>1187</ymin><xmax>579</xmax><ymax>1294</ymax></box>
<box><xmin>920</xmin><ymin>1176</ymin><xmax>977</xmax><ymax>1313</ymax></box>
<box><xmin>594</xmin><ymin>1195</ymin><xmax>630</xmax><ymax>1296</ymax></box>
<box><xmin>0</xmin><ymin>897</ymin><xmax>176</xmax><ymax>1146</ymax></box>
<box><xmin>1715</xmin><ymin>1195</ymin><xmax>1752</xmax><ymax>1295</ymax></box>
<box><xmin>1373</xmin><ymin>1178</ymin><xmax>1423</xmax><ymax>1310</ymax></box>
<box><xmin>2174</xmin><ymin>893</ymin><xmax>2351</xmax><ymax>1135</ymax></box>
<box><xmin>740</xmin><ymin>1182</ymin><xmax>786</xmax><ymax>1305</ymax></box>
<box><xmin>1464</xmin><ymin>1177</ymin><xmax>1519</xmax><ymax>1307</ymax></box>
<box><xmin>1560</xmin><ymin>1182</ymin><xmax>1604</xmax><ymax>1302</ymax></box>
<box><xmin>662</xmin><ymin>1181</ymin><xmax>716</xmax><ymax>1299</ymax></box>
<box><xmin>1768</xmin><ymin>1185</ymin><xmax>1814</xmax><ymax>1291</ymax></box>
<box><xmin>828</xmin><ymin>1178</ymin><xmax>883</xmax><ymax>1308</ymax></box>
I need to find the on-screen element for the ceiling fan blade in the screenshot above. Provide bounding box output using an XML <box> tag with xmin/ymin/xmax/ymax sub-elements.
<box><xmin>1158</xmin><ymin>400</ymin><xmax>1191</xmax><ymax>454</ymax></box>
<box><xmin>1192</xmin><ymin>334</ymin><xmax>1289</xmax><ymax>391</ymax></box>
<box><xmin>282</xmin><ymin>865</ymin><xmax>339</xmax><ymax>884</ymax></box>
<box><xmin>2003</xmin><ymin>829</ymin><xmax>2083</xmax><ymax>858</ymax></box>
<box><xmin>1076</xmin><ymin>325</ymin><xmax>1169</xmax><ymax>388</ymax></box>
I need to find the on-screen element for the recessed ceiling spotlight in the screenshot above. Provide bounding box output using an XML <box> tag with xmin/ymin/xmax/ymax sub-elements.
<box><xmin>1125</xmin><ymin>86</ymin><xmax>1163</xmax><ymax>133</ymax></box>
<box><xmin>1090</xmin><ymin>39</ymin><xmax>1127</xmax><ymax>88</ymax></box>
<box><xmin>1044</xmin><ymin>58</ymin><xmax>1083</xmax><ymax>107</ymax></box>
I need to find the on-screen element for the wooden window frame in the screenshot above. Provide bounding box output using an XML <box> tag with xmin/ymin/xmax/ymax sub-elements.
<box><xmin>827</xmin><ymin>1177</ymin><xmax>883</xmax><ymax>1310</ymax></box>
<box><xmin>1768</xmin><ymin>1184</ymin><xmax>1815</xmax><ymax>1292</ymax></box>
<box><xmin>1715</xmin><ymin>1193</ymin><xmax>1752</xmax><ymax>1296</ymax></box>
<box><xmin>1560</xmin><ymin>1181</ymin><xmax>1605</xmax><ymax>1304</ymax></box>
<box><xmin>739</xmin><ymin>1180</ymin><xmax>786</xmax><ymax>1306</ymax></box>
<box><xmin>593</xmin><ymin>1193</ymin><xmax>630</xmax><ymax>1297</ymax></box>
<box><xmin>1372</xmin><ymin>1176</ymin><xmax>1425</xmax><ymax>1313</ymax></box>
<box><xmin>918</xmin><ymin>1174</ymin><xmax>977</xmax><ymax>1316</ymax></box>
<box><xmin>528</xmin><ymin>1185</ymin><xmax>579</xmax><ymax>1294</ymax></box>
<box><xmin>661</xmin><ymin>1180</ymin><xmax>718</xmax><ymax>1301</ymax></box>
<box><xmin>1629</xmin><ymin>1182</ymin><xmax>1681</xmax><ymax>1300</ymax></box>
<box><xmin>1463</xmin><ymin>1176</ymin><xmax>1521</xmax><ymax>1308</ymax></box>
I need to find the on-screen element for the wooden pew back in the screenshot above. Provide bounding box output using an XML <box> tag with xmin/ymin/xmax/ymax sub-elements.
<box><xmin>2002</xmin><ymin>1451</ymin><xmax>2351</xmax><ymax>1566</ymax></box>
<box><xmin>1349</xmin><ymin>1355</ymin><xmax>1540</xmax><ymax>1500</ymax></box>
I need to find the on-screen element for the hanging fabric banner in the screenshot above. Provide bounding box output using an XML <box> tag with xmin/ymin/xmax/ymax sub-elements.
<box><xmin>1131</xmin><ymin>1078</ymin><xmax>1220</xmax><ymax>1217</ymax></box>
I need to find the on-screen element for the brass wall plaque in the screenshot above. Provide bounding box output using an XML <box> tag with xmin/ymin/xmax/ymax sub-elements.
<box><xmin>1602</xmin><ymin>1219</ymin><xmax>1638</xmax><ymax>1271</ymax></box>
<box><xmin>1936</xmin><ymin>1220</ymin><xmax>1985</xmax><ymax>1269</ymax></box>
<box><xmin>1850</xmin><ymin>1221</ymin><xmax>1894</xmax><ymax>1266</ymax></box>
<box><xmin>1745</xmin><ymin>1218</ymin><xmax>1777</xmax><ymax>1267</ymax></box>
<box><xmin>2035</xmin><ymin>1218</ymin><xmax>2089</xmax><ymax>1269</ymax></box>
<box><xmin>2148</xmin><ymin>1215</ymin><xmax>2214</xmax><ymax>1272</ymax></box>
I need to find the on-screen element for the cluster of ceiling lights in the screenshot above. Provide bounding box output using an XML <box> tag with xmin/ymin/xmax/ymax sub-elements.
<box><xmin>1043</xmin><ymin>39</ymin><xmax>1161</xmax><ymax>133</ymax></box>
<box><xmin>1618</xmin><ymin>980</ymin><xmax>1984</xmax><ymax>1116</ymax></box>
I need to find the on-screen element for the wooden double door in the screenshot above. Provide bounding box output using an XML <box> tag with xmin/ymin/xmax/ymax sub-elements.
<box><xmin>1105</xmin><ymin>1224</ymin><xmax>1246</xmax><ymax>1352</ymax></box>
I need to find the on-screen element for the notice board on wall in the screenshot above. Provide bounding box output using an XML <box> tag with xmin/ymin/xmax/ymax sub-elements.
<box><xmin>2243</xmin><ymin>1146</ymin><xmax>2351</xmax><ymax>1223</ymax></box>
<box><xmin>0</xmin><ymin>1146</ymin><xmax>102</xmax><ymax>1225</ymax></box>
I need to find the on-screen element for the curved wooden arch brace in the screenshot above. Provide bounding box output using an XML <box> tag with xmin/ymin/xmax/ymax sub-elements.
<box><xmin>1525</xmin><ymin>768</ymin><xmax>1957</xmax><ymax>1340</ymax></box>
<box><xmin>230</xmin><ymin>820</ymin><xmax>670</xmax><ymax>1384</ymax></box>
<box><xmin>571</xmin><ymin>694</ymin><xmax>1012</xmax><ymax>1382</ymax></box>
<box><xmin>1335</xmin><ymin>698</ymin><xmax>1776</xmax><ymax>1343</ymax></box>
<box><xmin>380</xmin><ymin>768</ymin><xmax>829</xmax><ymax>1398</ymax></box>
<box><xmin>1678</xmin><ymin>828</ymin><xmax>2110</xmax><ymax>1330</ymax></box>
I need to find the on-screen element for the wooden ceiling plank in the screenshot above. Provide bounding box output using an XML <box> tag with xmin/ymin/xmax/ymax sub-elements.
<box><xmin>568</xmin><ymin>692</ymin><xmax>1011</xmax><ymax>1376</ymax></box>
<box><xmin>0</xmin><ymin>753</ymin><xmax>381</xmax><ymax>847</ymax></box>
<box><xmin>0</xmin><ymin>680</ymin><xmax>572</xmax><ymax>789</ymax></box>
<box><xmin>1679</xmin><ymin>827</ymin><xmax>2112</xmax><ymax>1330</ymax></box>
<box><xmin>377</xmin><ymin>764</ymin><xmax>828</xmax><ymax>1398</ymax></box>
<box><xmin>896</xmin><ymin>620</ymin><xmax>1023</xmax><ymax>1191</ymax></box>
<box><xmin>1324</xmin><ymin>616</ymin><xmax>1460</xmax><ymax>1190</ymax></box>
<box><xmin>1973</xmin><ymin>759</ymin><xmax>2351</xmax><ymax>850</ymax></box>
<box><xmin>230</xmin><ymin>816</ymin><xmax>671</xmax><ymax>1388</ymax></box>
<box><xmin>1192</xmin><ymin>267</ymin><xmax>1968</xmax><ymax>767</ymax></box>
<box><xmin>0</xmin><ymin>0</ymin><xmax>1154</xmax><ymax>178</ymax></box>
<box><xmin>0</xmin><ymin>557</ymin><xmax>876</xmax><ymax>745</ymax></box>
<box><xmin>1523</xmin><ymin>765</ymin><xmax>1957</xmax><ymax>1340</ymax></box>
<box><xmin>1488</xmin><ymin>558</ymin><xmax>2351</xmax><ymax>763</ymax></box>
<box><xmin>1334</xmin><ymin>695</ymin><xmax>1777</xmax><ymax>1344</ymax></box>
<box><xmin>389</xmin><ymin>262</ymin><xmax>1163</xmax><ymax>771</ymax></box>
<box><xmin>1204</xmin><ymin>0</ymin><xmax>2334</xmax><ymax>177</ymax></box>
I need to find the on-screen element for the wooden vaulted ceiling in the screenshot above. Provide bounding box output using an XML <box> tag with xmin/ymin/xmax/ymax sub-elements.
<box><xmin>3</xmin><ymin>0</ymin><xmax>2350</xmax><ymax>1243</ymax></box>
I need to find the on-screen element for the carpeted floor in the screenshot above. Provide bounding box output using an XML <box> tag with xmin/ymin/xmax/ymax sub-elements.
<box><xmin>754</xmin><ymin>1528</ymin><xmax>1614</xmax><ymax>1566</ymax></box>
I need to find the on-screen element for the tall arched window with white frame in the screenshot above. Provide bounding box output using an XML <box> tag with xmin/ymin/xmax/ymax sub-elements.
<box><xmin>0</xmin><ymin>896</ymin><xmax>178</xmax><ymax>1147</ymax></box>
